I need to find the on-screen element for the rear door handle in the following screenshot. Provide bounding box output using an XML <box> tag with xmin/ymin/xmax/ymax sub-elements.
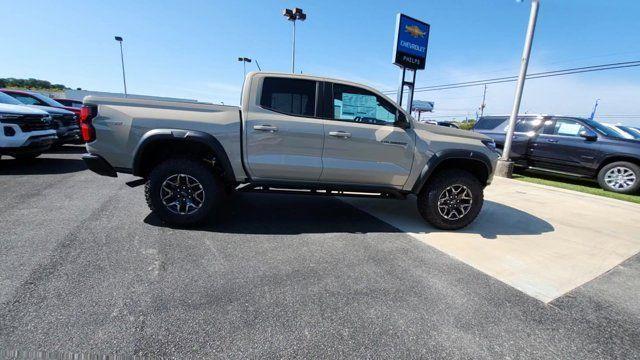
<box><xmin>329</xmin><ymin>131</ymin><xmax>351</xmax><ymax>139</ymax></box>
<box><xmin>253</xmin><ymin>124</ymin><xmax>278</xmax><ymax>132</ymax></box>
<box><xmin>546</xmin><ymin>138</ymin><xmax>559</xmax><ymax>143</ymax></box>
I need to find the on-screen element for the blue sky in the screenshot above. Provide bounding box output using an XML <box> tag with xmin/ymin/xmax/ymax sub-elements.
<box><xmin>2</xmin><ymin>0</ymin><xmax>640</xmax><ymax>125</ymax></box>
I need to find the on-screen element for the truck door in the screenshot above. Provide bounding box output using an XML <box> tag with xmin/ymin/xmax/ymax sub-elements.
<box><xmin>319</xmin><ymin>82</ymin><xmax>414</xmax><ymax>187</ymax></box>
<box><xmin>529</xmin><ymin>117</ymin><xmax>601</xmax><ymax>175</ymax></box>
<box><xmin>502</xmin><ymin>117</ymin><xmax>542</xmax><ymax>164</ymax></box>
<box><xmin>244</xmin><ymin>77</ymin><xmax>324</xmax><ymax>181</ymax></box>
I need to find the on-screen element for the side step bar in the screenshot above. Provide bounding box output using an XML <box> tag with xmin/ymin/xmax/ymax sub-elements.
<box><xmin>237</xmin><ymin>183</ymin><xmax>407</xmax><ymax>200</ymax></box>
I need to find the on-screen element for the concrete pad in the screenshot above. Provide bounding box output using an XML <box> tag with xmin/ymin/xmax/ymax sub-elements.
<box><xmin>341</xmin><ymin>177</ymin><xmax>640</xmax><ymax>303</ymax></box>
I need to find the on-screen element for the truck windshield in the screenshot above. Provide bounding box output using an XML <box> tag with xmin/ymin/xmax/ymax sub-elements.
<box><xmin>0</xmin><ymin>92</ymin><xmax>24</xmax><ymax>105</ymax></box>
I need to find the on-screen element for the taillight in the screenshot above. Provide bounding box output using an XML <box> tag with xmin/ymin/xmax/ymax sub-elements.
<box><xmin>79</xmin><ymin>105</ymin><xmax>97</xmax><ymax>142</ymax></box>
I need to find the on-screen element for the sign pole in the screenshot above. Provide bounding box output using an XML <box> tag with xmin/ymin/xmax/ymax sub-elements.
<box><xmin>496</xmin><ymin>0</ymin><xmax>540</xmax><ymax>178</ymax></box>
<box><xmin>392</xmin><ymin>14</ymin><xmax>429</xmax><ymax>113</ymax></box>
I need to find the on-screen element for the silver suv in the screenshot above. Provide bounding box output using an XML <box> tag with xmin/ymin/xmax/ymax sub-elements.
<box><xmin>81</xmin><ymin>72</ymin><xmax>499</xmax><ymax>229</ymax></box>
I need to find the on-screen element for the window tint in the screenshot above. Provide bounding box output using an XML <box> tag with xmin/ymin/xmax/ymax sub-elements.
<box><xmin>547</xmin><ymin>118</ymin><xmax>587</xmax><ymax>137</ymax></box>
<box><xmin>514</xmin><ymin>118</ymin><xmax>543</xmax><ymax>133</ymax></box>
<box><xmin>10</xmin><ymin>93</ymin><xmax>46</xmax><ymax>106</ymax></box>
<box><xmin>332</xmin><ymin>84</ymin><xmax>397</xmax><ymax>126</ymax></box>
<box><xmin>260</xmin><ymin>77</ymin><xmax>316</xmax><ymax>117</ymax></box>
<box><xmin>474</xmin><ymin>117</ymin><xmax>508</xmax><ymax>130</ymax></box>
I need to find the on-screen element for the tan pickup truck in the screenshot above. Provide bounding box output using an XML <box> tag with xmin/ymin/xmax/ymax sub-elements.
<box><xmin>81</xmin><ymin>72</ymin><xmax>499</xmax><ymax>229</ymax></box>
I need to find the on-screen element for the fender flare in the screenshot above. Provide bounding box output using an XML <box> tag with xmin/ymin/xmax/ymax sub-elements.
<box><xmin>132</xmin><ymin>129</ymin><xmax>235</xmax><ymax>183</ymax></box>
<box><xmin>411</xmin><ymin>149</ymin><xmax>493</xmax><ymax>194</ymax></box>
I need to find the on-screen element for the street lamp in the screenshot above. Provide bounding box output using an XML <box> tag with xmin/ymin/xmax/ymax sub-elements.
<box><xmin>283</xmin><ymin>7</ymin><xmax>306</xmax><ymax>73</ymax></box>
<box><xmin>238</xmin><ymin>57</ymin><xmax>252</xmax><ymax>77</ymax></box>
<box><xmin>496</xmin><ymin>0</ymin><xmax>540</xmax><ymax>178</ymax></box>
<box><xmin>114</xmin><ymin>36</ymin><xmax>128</xmax><ymax>97</ymax></box>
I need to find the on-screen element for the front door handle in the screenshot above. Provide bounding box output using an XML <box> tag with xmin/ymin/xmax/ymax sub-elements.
<box><xmin>546</xmin><ymin>138</ymin><xmax>559</xmax><ymax>143</ymax></box>
<box><xmin>253</xmin><ymin>124</ymin><xmax>278</xmax><ymax>132</ymax></box>
<box><xmin>329</xmin><ymin>131</ymin><xmax>351</xmax><ymax>139</ymax></box>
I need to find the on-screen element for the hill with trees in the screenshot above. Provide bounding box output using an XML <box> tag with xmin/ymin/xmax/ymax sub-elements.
<box><xmin>0</xmin><ymin>78</ymin><xmax>67</xmax><ymax>91</ymax></box>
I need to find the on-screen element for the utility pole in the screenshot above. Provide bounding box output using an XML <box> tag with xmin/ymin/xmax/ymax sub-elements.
<box><xmin>283</xmin><ymin>8</ymin><xmax>307</xmax><ymax>73</ymax></box>
<box><xmin>114</xmin><ymin>36</ymin><xmax>127</xmax><ymax>97</ymax></box>
<box><xmin>479</xmin><ymin>84</ymin><xmax>487</xmax><ymax>118</ymax></box>
<box><xmin>496</xmin><ymin>0</ymin><xmax>540</xmax><ymax>178</ymax></box>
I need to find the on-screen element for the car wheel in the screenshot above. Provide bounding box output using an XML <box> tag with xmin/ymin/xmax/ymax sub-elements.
<box><xmin>417</xmin><ymin>169</ymin><xmax>484</xmax><ymax>230</ymax></box>
<box><xmin>597</xmin><ymin>161</ymin><xmax>640</xmax><ymax>194</ymax></box>
<box><xmin>145</xmin><ymin>158</ymin><xmax>223</xmax><ymax>226</ymax></box>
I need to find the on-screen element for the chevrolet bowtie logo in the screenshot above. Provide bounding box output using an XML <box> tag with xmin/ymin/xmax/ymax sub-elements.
<box><xmin>405</xmin><ymin>25</ymin><xmax>426</xmax><ymax>38</ymax></box>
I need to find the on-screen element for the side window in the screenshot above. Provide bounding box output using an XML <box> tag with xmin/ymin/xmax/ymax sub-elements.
<box><xmin>332</xmin><ymin>83</ymin><xmax>397</xmax><ymax>126</ymax></box>
<box><xmin>548</xmin><ymin>118</ymin><xmax>586</xmax><ymax>137</ymax></box>
<box><xmin>11</xmin><ymin>94</ymin><xmax>45</xmax><ymax>106</ymax></box>
<box><xmin>260</xmin><ymin>77</ymin><xmax>316</xmax><ymax>117</ymax></box>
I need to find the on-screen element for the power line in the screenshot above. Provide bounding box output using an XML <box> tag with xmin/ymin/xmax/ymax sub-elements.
<box><xmin>383</xmin><ymin>60</ymin><xmax>640</xmax><ymax>94</ymax></box>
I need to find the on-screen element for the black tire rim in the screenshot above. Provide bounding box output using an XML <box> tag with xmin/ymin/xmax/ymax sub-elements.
<box><xmin>437</xmin><ymin>184</ymin><xmax>473</xmax><ymax>220</ymax></box>
<box><xmin>160</xmin><ymin>174</ymin><xmax>205</xmax><ymax>215</ymax></box>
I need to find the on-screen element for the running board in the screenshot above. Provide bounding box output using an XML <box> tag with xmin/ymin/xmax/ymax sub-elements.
<box><xmin>527</xmin><ymin>166</ymin><xmax>590</xmax><ymax>178</ymax></box>
<box><xmin>237</xmin><ymin>183</ymin><xmax>406</xmax><ymax>200</ymax></box>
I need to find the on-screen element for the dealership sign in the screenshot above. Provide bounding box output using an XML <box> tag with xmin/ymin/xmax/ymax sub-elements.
<box><xmin>392</xmin><ymin>14</ymin><xmax>430</xmax><ymax>70</ymax></box>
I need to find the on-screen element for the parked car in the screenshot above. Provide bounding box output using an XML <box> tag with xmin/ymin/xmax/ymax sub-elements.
<box><xmin>474</xmin><ymin>115</ymin><xmax>640</xmax><ymax>194</ymax></box>
<box><xmin>82</xmin><ymin>72</ymin><xmax>499</xmax><ymax>229</ymax></box>
<box><xmin>54</xmin><ymin>98</ymin><xmax>83</xmax><ymax>109</ymax></box>
<box><xmin>0</xmin><ymin>89</ymin><xmax>81</xmax><ymax>117</ymax></box>
<box><xmin>609</xmin><ymin>124</ymin><xmax>640</xmax><ymax>140</ymax></box>
<box><xmin>0</xmin><ymin>92</ymin><xmax>57</xmax><ymax>160</ymax></box>
<box><xmin>1</xmin><ymin>89</ymin><xmax>81</xmax><ymax>144</ymax></box>
<box><xmin>422</xmin><ymin>120</ymin><xmax>460</xmax><ymax>129</ymax></box>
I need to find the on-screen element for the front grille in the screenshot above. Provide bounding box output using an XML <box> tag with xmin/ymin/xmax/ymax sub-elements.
<box><xmin>60</xmin><ymin>114</ymin><xmax>78</xmax><ymax>127</ymax></box>
<box><xmin>1</xmin><ymin>114</ymin><xmax>54</xmax><ymax>132</ymax></box>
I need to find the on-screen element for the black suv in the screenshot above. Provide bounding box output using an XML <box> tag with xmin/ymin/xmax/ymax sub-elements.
<box><xmin>474</xmin><ymin>115</ymin><xmax>640</xmax><ymax>194</ymax></box>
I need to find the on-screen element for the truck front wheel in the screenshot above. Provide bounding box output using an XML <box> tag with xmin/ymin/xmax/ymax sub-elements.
<box><xmin>145</xmin><ymin>158</ymin><xmax>223</xmax><ymax>226</ymax></box>
<box><xmin>417</xmin><ymin>169</ymin><xmax>484</xmax><ymax>230</ymax></box>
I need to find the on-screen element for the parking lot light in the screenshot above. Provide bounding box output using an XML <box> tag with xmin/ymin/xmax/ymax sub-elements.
<box><xmin>114</xmin><ymin>36</ymin><xmax>128</xmax><ymax>97</ymax></box>
<box><xmin>283</xmin><ymin>7</ymin><xmax>307</xmax><ymax>73</ymax></box>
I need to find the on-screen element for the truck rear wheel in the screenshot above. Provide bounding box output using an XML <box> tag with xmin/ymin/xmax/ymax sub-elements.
<box><xmin>145</xmin><ymin>158</ymin><xmax>223</xmax><ymax>226</ymax></box>
<box><xmin>417</xmin><ymin>169</ymin><xmax>484</xmax><ymax>230</ymax></box>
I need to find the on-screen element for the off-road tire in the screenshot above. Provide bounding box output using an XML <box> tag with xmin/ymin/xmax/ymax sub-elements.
<box><xmin>597</xmin><ymin>161</ymin><xmax>640</xmax><ymax>194</ymax></box>
<box><xmin>145</xmin><ymin>157</ymin><xmax>223</xmax><ymax>226</ymax></box>
<box><xmin>417</xmin><ymin>169</ymin><xmax>484</xmax><ymax>230</ymax></box>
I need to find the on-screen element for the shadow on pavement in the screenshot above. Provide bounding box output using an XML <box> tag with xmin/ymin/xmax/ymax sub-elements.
<box><xmin>144</xmin><ymin>193</ymin><xmax>554</xmax><ymax>237</ymax></box>
<box><xmin>0</xmin><ymin>157</ymin><xmax>86</xmax><ymax>175</ymax></box>
<box><xmin>439</xmin><ymin>200</ymin><xmax>555</xmax><ymax>239</ymax></box>
<box><xmin>46</xmin><ymin>145</ymin><xmax>86</xmax><ymax>154</ymax></box>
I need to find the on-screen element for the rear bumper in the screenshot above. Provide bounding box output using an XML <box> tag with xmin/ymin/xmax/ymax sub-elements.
<box><xmin>82</xmin><ymin>153</ymin><xmax>117</xmax><ymax>177</ymax></box>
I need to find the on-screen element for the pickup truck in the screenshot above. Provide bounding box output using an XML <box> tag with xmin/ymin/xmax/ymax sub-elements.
<box><xmin>81</xmin><ymin>72</ymin><xmax>499</xmax><ymax>230</ymax></box>
<box><xmin>474</xmin><ymin>115</ymin><xmax>640</xmax><ymax>194</ymax></box>
<box><xmin>0</xmin><ymin>92</ymin><xmax>57</xmax><ymax>160</ymax></box>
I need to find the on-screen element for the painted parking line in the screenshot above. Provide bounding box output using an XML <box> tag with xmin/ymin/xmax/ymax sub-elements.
<box><xmin>341</xmin><ymin>177</ymin><xmax>640</xmax><ymax>303</ymax></box>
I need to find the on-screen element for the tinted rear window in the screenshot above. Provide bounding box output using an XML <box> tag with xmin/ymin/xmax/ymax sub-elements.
<box><xmin>474</xmin><ymin>117</ymin><xmax>508</xmax><ymax>130</ymax></box>
<box><xmin>260</xmin><ymin>77</ymin><xmax>316</xmax><ymax>117</ymax></box>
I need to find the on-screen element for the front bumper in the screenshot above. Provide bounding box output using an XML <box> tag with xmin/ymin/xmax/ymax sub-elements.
<box><xmin>56</xmin><ymin>126</ymin><xmax>81</xmax><ymax>144</ymax></box>
<box><xmin>1</xmin><ymin>133</ymin><xmax>58</xmax><ymax>155</ymax></box>
<box><xmin>82</xmin><ymin>153</ymin><xmax>117</xmax><ymax>177</ymax></box>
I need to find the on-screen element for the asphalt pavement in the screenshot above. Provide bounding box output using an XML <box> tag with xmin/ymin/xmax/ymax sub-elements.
<box><xmin>0</xmin><ymin>147</ymin><xmax>639</xmax><ymax>359</ymax></box>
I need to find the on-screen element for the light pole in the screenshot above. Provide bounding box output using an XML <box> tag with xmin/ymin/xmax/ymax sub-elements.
<box><xmin>283</xmin><ymin>7</ymin><xmax>306</xmax><ymax>73</ymax></box>
<box><xmin>238</xmin><ymin>57</ymin><xmax>252</xmax><ymax>77</ymax></box>
<box><xmin>589</xmin><ymin>98</ymin><xmax>600</xmax><ymax>120</ymax></box>
<box><xmin>496</xmin><ymin>0</ymin><xmax>540</xmax><ymax>178</ymax></box>
<box><xmin>114</xmin><ymin>36</ymin><xmax>128</xmax><ymax>97</ymax></box>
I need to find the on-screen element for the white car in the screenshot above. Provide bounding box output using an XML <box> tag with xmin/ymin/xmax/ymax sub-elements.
<box><xmin>0</xmin><ymin>92</ymin><xmax>57</xmax><ymax>160</ymax></box>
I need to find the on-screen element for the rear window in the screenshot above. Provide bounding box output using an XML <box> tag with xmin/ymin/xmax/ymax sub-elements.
<box><xmin>260</xmin><ymin>77</ymin><xmax>316</xmax><ymax>117</ymax></box>
<box><xmin>474</xmin><ymin>117</ymin><xmax>508</xmax><ymax>130</ymax></box>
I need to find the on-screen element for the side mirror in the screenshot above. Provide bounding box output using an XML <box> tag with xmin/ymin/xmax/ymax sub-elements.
<box><xmin>579</xmin><ymin>129</ymin><xmax>597</xmax><ymax>141</ymax></box>
<box><xmin>394</xmin><ymin>119</ymin><xmax>410</xmax><ymax>129</ymax></box>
